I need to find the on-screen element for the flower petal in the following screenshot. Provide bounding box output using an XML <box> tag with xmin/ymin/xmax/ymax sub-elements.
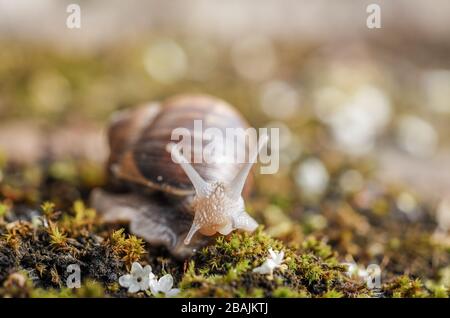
<box><xmin>128</xmin><ymin>282</ymin><xmax>140</xmax><ymax>294</ymax></box>
<box><xmin>253</xmin><ymin>263</ymin><xmax>271</xmax><ymax>275</ymax></box>
<box><xmin>139</xmin><ymin>277</ymin><xmax>150</xmax><ymax>291</ymax></box>
<box><xmin>118</xmin><ymin>274</ymin><xmax>132</xmax><ymax>288</ymax></box>
<box><xmin>166</xmin><ymin>288</ymin><xmax>180</xmax><ymax>297</ymax></box>
<box><xmin>266</xmin><ymin>259</ymin><xmax>277</xmax><ymax>269</ymax></box>
<box><xmin>158</xmin><ymin>274</ymin><xmax>174</xmax><ymax>293</ymax></box>
<box><xmin>131</xmin><ymin>262</ymin><xmax>143</xmax><ymax>274</ymax></box>
<box><xmin>142</xmin><ymin>265</ymin><xmax>153</xmax><ymax>276</ymax></box>
<box><xmin>252</xmin><ymin>266</ymin><xmax>264</xmax><ymax>274</ymax></box>
<box><xmin>276</xmin><ymin>251</ymin><xmax>284</xmax><ymax>265</ymax></box>
<box><xmin>149</xmin><ymin>278</ymin><xmax>159</xmax><ymax>296</ymax></box>
<box><xmin>268</xmin><ymin>248</ymin><xmax>277</xmax><ymax>260</ymax></box>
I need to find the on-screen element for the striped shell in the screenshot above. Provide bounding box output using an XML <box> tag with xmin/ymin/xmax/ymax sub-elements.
<box><xmin>108</xmin><ymin>94</ymin><xmax>252</xmax><ymax>198</ymax></box>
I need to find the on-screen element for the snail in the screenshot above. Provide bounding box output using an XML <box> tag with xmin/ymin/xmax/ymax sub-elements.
<box><xmin>91</xmin><ymin>94</ymin><xmax>267</xmax><ymax>258</ymax></box>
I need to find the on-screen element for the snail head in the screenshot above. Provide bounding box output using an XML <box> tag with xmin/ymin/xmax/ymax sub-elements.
<box><xmin>166</xmin><ymin>134</ymin><xmax>268</xmax><ymax>244</ymax></box>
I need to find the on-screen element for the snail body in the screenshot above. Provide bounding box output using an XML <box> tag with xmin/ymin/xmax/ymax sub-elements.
<box><xmin>91</xmin><ymin>94</ymin><xmax>264</xmax><ymax>258</ymax></box>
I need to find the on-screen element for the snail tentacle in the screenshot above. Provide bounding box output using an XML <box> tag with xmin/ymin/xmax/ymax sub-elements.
<box><xmin>184</xmin><ymin>222</ymin><xmax>201</xmax><ymax>245</ymax></box>
<box><xmin>166</xmin><ymin>142</ymin><xmax>209</xmax><ymax>197</ymax></box>
<box><xmin>227</xmin><ymin>133</ymin><xmax>268</xmax><ymax>200</ymax></box>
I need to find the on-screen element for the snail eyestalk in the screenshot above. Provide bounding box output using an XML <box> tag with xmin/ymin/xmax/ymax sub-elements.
<box><xmin>184</xmin><ymin>222</ymin><xmax>201</xmax><ymax>245</ymax></box>
<box><xmin>227</xmin><ymin>134</ymin><xmax>268</xmax><ymax>200</ymax></box>
<box><xmin>166</xmin><ymin>143</ymin><xmax>209</xmax><ymax>197</ymax></box>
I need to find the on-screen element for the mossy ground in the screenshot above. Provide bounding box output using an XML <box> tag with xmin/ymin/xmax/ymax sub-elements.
<box><xmin>0</xmin><ymin>157</ymin><xmax>448</xmax><ymax>298</ymax></box>
<box><xmin>0</xmin><ymin>40</ymin><xmax>449</xmax><ymax>298</ymax></box>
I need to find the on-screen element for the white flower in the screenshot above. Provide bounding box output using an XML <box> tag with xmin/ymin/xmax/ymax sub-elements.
<box><xmin>149</xmin><ymin>274</ymin><xmax>180</xmax><ymax>297</ymax></box>
<box><xmin>253</xmin><ymin>248</ymin><xmax>285</xmax><ymax>275</ymax></box>
<box><xmin>119</xmin><ymin>262</ymin><xmax>155</xmax><ymax>293</ymax></box>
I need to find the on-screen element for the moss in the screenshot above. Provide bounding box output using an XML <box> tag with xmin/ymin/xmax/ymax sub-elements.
<box><xmin>0</xmin><ymin>271</ymin><xmax>35</xmax><ymax>297</ymax></box>
<box><xmin>179</xmin><ymin>229</ymin><xmax>371</xmax><ymax>298</ymax></box>
<box><xmin>322</xmin><ymin>289</ymin><xmax>344</xmax><ymax>298</ymax></box>
<box><xmin>109</xmin><ymin>228</ymin><xmax>147</xmax><ymax>269</ymax></box>
<box><xmin>0</xmin><ymin>198</ymin><xmax>126</xmax><ymax>295</ymax></box>
<box><xmin>382</xmin><ymin>275</ymin><xmax>429</xmax><ymax>298</ymax></box>
<box><xmin>41</xmin><ymin>201</ymin><xmax>56</xmax><ymax>219</ymax></box>
<box><xmin>31</xmin><ymin>287</ymin><xmax>74</xmax><ymax>298</ymax></box>
<box><xmin>0</xmin><ymin>202</ymin><xmax>9</xmax><ymax>218</ymax></box>
<box><xmin>31</xmin><ymin>279</ymin><xmax>106</xmax><ymax>298</ymax></box>
<box><xmin>60</xmin><ymin>200</ymin><xmax>96</xmax><ymax>235</ymax></box>
<box><xmin>74</xmin><ymin>279</ymin><xmax>106</xmax><ymax>297</ymax></box>
<box><xmin>272</xmin><ymin>286</ymin><xmax>308</xmax><ymax>298</ymax></box>
<box><xmin>0</xmin><ymin>152</ymin><xmax>448</xmax><ymax>298</ymax></box>
<box><xmin>0</xmin><ymin>187</ymin><xmax>446</xmax><ymax>298</ymax></box>
<box><xmin>48</xmin><ymin>161</ymin><xmax>78</xmax><ymax>184</ymax></box>
<box><xmin>0</xmin><ymin>246</ymin><xmax>17</xmax><ymax>282</ymax></box>
<box><xmin>425</xmin><ymin>281</ymin><xmax>448</xmax><ymax>298</ymax></box>
<box><xmin>1</xmin><ymin>39</ymin><xmax>450</xmax><ymax>299</ymax></box>
<box><xmin>194</xmin><ymin>228</ymin><xmax>285</xmax><ymax>275</ymax></box>
<box><xmin>47</xmin><ymin>221</ymin><xmax>68</xmax><ymax>249</ymax></box>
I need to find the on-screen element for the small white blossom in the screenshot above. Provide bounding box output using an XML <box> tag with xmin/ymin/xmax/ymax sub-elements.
<box><xmin>119</xmin><ymin>262</ymin><xmax>155</xmax><ymax>293</ymax></box>
<box><xmin>149</xmin><ymin>274</ymin><xmax>180</xmax><ymax>297</ymax></box>
<box><xmin>253</xmin><ymin>248</ymin><xmax>285</xmax><ymax>276</ymax></box>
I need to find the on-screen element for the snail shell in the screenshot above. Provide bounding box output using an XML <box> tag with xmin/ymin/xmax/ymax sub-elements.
<box><xmin>91</xmin><ymin>94</ymin><xmax>264</xmax><ymax>258</ymax></box>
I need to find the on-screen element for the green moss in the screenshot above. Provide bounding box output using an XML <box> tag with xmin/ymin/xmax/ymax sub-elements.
<box><xmin>74</xmin><ymin>280</ymin><xmax>106</xmax><ymax>297</ymax></box>
<box><xmin>0</xmin><ymin>194</ymin><xmax>444</xmax><ymax>299</ymax></box>
<box><xmin>48</xmin><ymin>161</ymin><xmax>78</xmax><ymax>184</ymax></box>
<box><xmin>0</xmin><ymin>154</ymin><xmax>448</xmax><ymax>298</ymax></box>
<box><xmin>31</xmin><ymin>288</ymin><xmax>74</xmax><ymax>298</ymax></box>
<box><xmin>0</xmin><ymin>199</ymin><xmax>125</xmax><ymax>296</ymax></box>
<box><xmin>0</xmin><ymin>202</ymin><xmax>9</xmax><ymax>218</ymax></box>
<box><xmin>301</xmin><ymin>237</ymin><xmax>335</xmax><ymax>261</ymax></box>
<box><xmin>272</xmin><ymin>287</ymin><xmax>308</xmax><ymax>298</ymax></box>
<box><xmin>47</xmin><ymin>221</ymin><xmax>68</xmax><ymax>249</ymax></box>
<box><xmin>0</xmin><ymin>271</ymin><xmax>34</xmax><ymax>297</ymax></box>
<box><xmin>425</xmin><ymin>281</ymin><xmax>448</xmax><ymax>298</ymax></box>
<box><xmin>31</xmin><ymin>279</ymin><xmax>105</xmax><ymax>298</ymax></box>
<box><xmin>0</xmin><ymin>271</ymin><xmax>105</xmax><ymax>298</ymax></box>
<box><xmin>109</xmin><ymin>228</ymin><xmax>146</xmax><ymax>268</ymax></box>
<box><xmin>382</xmin><ymin>276</ymin><xmax>429</xmax><ymax>298</ymax></box>
<box><xmin>179</xmin><ymin>228</ymin><xmax>371</xmax><ymax>298</ymax></box>
<box><xmin>0</xmin><ymin>149</ymin><xmax>7</xmax><ymax>169</ymax></box>
<box><xmin>195</xmin><ymin>227</ymin><xmax>285</xmax><ymax>275</ymax></box>
<box><xmin>322</xmin><ymin>289</ymin><xmax>344</xmax><ymax>298</ymax></box>
<box><xmin>60</xmin><ymin>200</ymin><xmax>97</xmax><ymax>234</ymax></box>
<box><xmin>41</xmin><ymin>201</ymin><xmax>57</xmax><ymax>220</ymax></box>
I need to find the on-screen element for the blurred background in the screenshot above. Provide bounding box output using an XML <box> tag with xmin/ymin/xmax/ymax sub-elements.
<box><xmin>0</xmin><ymin>0</ymin><xmax>450</xmax><ymax>283</ymax></box>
